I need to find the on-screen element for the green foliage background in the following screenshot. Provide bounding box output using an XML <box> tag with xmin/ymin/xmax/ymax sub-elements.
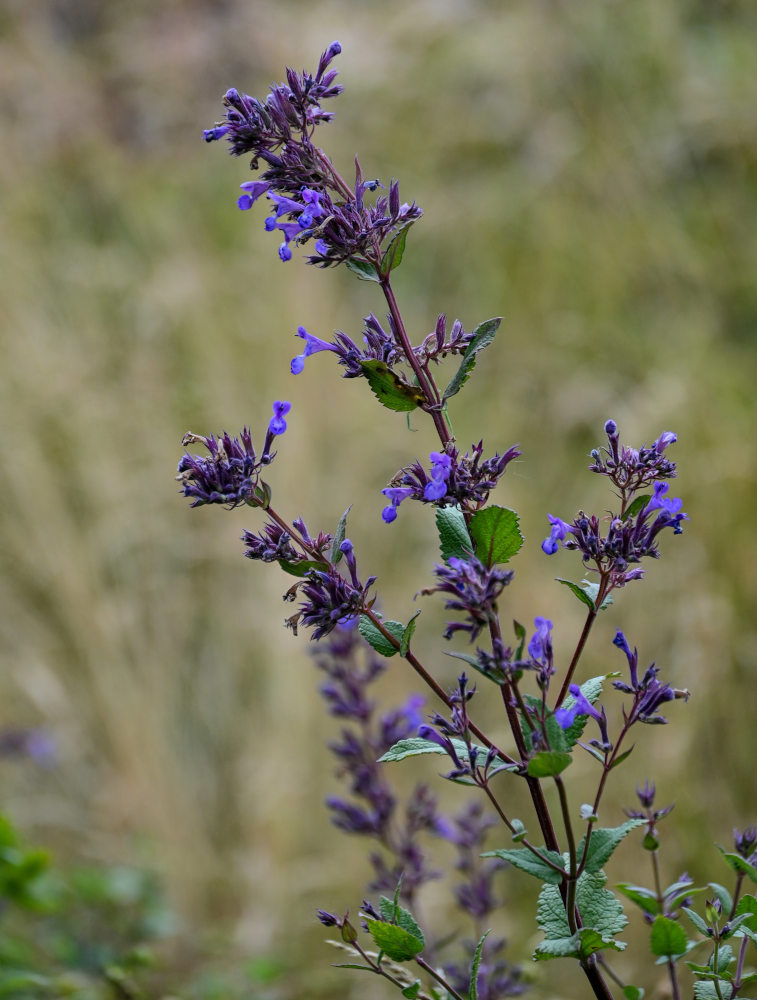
<box><xmin>1</xmin><ymin>1</ymin><xmax>756</xmax><ymax>996</ymax></box>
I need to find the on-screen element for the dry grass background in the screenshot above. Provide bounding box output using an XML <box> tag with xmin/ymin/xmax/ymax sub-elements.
<box><xmin>1</xmin><ymin>0</ymin><xmax>756</xmax><ymax>996</ymax></box>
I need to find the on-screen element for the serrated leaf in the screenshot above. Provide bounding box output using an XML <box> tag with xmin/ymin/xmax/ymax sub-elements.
<box><xmin>693</xmin><ymin>979</ymin><xmax>734</xmax><ymax>1000</ymax></box>
<box><xmin>469</xmin><ymin>506</ymin><xmax>523</xmax><ymax>566</ymax></box>
<box><xmin>717</xmin><ymin>847</ymin><xmax>757</xmax><ymax>885</ymax></box>
<box><xmin>378</xmin><ymin>736</ymin><xmax>486</xmax><ymax>764</ymax></box>
<box><xmin>617</xmin><ymin>884</ymin><xmax>662</xmax><ymax>917</ymax></box>
<box><xmin>469</xmin><ymin>930</ymin><xmax>490</xmax><ymax>1000</ymax></box>
<box><xmin>527</xmin><ymin>750</ymin><xmax>572</xmax><ymax>778</ymax></box>
<box><xmin>378</xmin><ymin>894</ymin><xmax>424</xmax><ymax>946</ymax></box>
<box><xmin>483</xmin><ymin>847</ymin><xmax>566</xmax><ymax>886</ymax></box>
<box><xmin>578</xmin><ymin>819</ymin><xmax>646</xmax><ymax>873</ymax></box>
<box><xmin>359</xmin><ymin>360</ymin><xmax>426</xmax><ymax>412</ymax></box>
<box><xmin>442</xmin><ymin>318</ymin><xmax>502</xmax><ymax>400</ymax></box>
<box><xmin>400</xmin><ymin>612</ymin><xmax>421</xmax><ymax>656</ymax></box>
<box><xmin>345</xmin><ymin>257</ymin><xmax>380</xmax><ymax>281</ymax></box>
<box><xmin>380</xmin><ymin>225</ymin><xmax>411</xmax><ymax>275</ymax></box>
<box><xmin>277</xmin><ymin>558</ymin><xmax>329</xmax><ymax>578</ymax></box>
<box><xmin>435</xmin><ymin>506</ymin><xmax>473</xmax><ymax>562</ymax></box>
<box><xmin>534</xmin><ymin>873</ymin><xmax>628</xmax><ymax>960</ymax></box>
<box><xmin>358</xmin><ymin>615</ymin><xmax>404</xmax><ymax>657</ymax></box>
<box><xmin>682</xmin><ymin>906</ymin><xmax>710</xmax><ymax>936</ymax></box>
<box><xmin>650</xmin><ymin>915</ymin><xmax>688</xmax><ymax>958</ymax></box>
<box><xmin>330</xmin><ymin>506</ymin><xmax>351</xmax><ymax>564</ymax></box>
<box><xmin>623</xmin><ymin>494</ymin><xmax>652</xmax><ymax>522</ymax></box>
<box><xmin>365</xmin><ymin>919</ymin><xmax>424</xmax><ymax>961</ymax></box>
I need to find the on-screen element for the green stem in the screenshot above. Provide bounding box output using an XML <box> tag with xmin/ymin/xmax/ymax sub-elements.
<box><xmin>415</xmin><ymin>956</ymin><xmax>467</xmax><ymax>1000</ymax></box>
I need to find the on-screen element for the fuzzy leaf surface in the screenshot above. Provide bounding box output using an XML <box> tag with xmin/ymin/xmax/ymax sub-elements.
<box><xmin>345</xmin><ymin>257</ymin><xmax>380</xmax><ymax>281</ymax></box>
<box><xmin>435</xmin><ymin>506</ymin><xmax>473</xmax><ymax>562</ymax></box>
<box><xmin>358</xmin><ymin>616</ymin><xmax>404</xmax><ymax>657</ymax></box>
<box><xmin>378</xmin><ymin>736</ymin><xmax>481</xmax><ymax>764</ymax></box>
<box><xmin>330</xmin><ymin>506</ymin><xmax>351</xmax><ymax>564</ymax></box>
<box><xmin>483</xmin><ymin>847</ymin><xmax>566</xmax><ymax>886</ymax></box>
<box><xmin>578</xmin><ymin>819</ymin><xmax>646</xmax><ymax>873</ymax></box>
<box><xmin>527</xmin><ymin>751</ymin><xmax>572</xmax><ymax>778</ymax></box>
<box><xmin>359</xmin><ymin>360</ymin><xmax>425</xmax><ymax>412</ymax></box>
<box><xmin>364</xmin><ymin>920</ymin><xmax>424</xmax><ymax>961</ymax></box>
<box><xmin>380</xmin><ymin>225</ymin><xmax>411</xmax><ymax>275</ymax></box>
<box><xmin>469</xmin><ymin>506</ymin><xmax>523</xmax><ymax>566</ymax></box>
<box><xmin>469</xmin><ymin>930</ymin><xmax>490</xmax><ymax>1000</ymax></box>
<box><xmin>718</xmin><ymin>848</ymin><xmax>757</xmax><ymax>885</ymax></box>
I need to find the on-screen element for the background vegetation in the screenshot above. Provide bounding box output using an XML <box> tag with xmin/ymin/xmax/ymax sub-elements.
<box><xmin>1</xmin><ymin>0</ymin><xmax>755</xmax><ymax>996</ymax></box>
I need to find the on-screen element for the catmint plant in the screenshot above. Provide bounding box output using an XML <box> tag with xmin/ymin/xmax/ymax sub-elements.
<box><xmin>179</xmin><ymin>42</ymin><xmax>757</xmax><ymax>1000</ymax></box>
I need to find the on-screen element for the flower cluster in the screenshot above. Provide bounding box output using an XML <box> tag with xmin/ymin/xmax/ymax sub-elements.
<box><xmin>243</xmin><ymin>516</ymin><xmax>332</xmax><ymax>567</ymax></box>
<box><xmin>313</xmin><ymin>622</ymin><xmax>445</xmax><ymax>899</ymax></box>
<box><xmin>590</xmin><ymin>420</ymin><xmax>678</xmax><ymax>492</ymax></box>
<box><xmin>176</xmin><ymin>402</ymin><xmax>290</xmax><ymax>508</ymax></box>
<box><xmin>287</xmin><ymin>539</ymin><xmax>375</xmax><ymax>640</ymax></box>
<box><xmin>541</xmin><ymin>422</ymin><xmax>686</xmax><ymax>588</ymax></box>
<box><xmin>415</xmin><ymin>314</ymin><xmax>477</xmax><ymax>365</ymax></box>
<box><xmin>382</xmin><ymin>442</ymin><xmax>521</xmax><ymax>522</ymax></box>
<box><xmin>421</xmin><ymin>556</ymin><xmax>514</xmax><ymax>642</ymax></box>
<box><xmin>290</xmin><ymin>313</ymin><xmax>401</xmax><ymax>376</ymax></box>
<box><xmin>611</xmin><ymin>630</ymin><xmax>688</xmax><ymax>724</ymax></box>
<box><xmin>204</xmin><ymin>42</ymin><xmax>420</xmax><ymax>266</ymax></box>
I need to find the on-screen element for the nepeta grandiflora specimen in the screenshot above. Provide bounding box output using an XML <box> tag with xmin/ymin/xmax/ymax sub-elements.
<box><xmin>179</xmin><ymin>42</ymin><xmax>757</xmax><ymax>1000</ymax></box>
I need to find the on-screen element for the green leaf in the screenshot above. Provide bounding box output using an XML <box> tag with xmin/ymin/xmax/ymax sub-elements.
<box><xmin>609</xmin><ymin>746</ymin><xmax>635</xmax><ymax>770</ymax></box>
<box><xmin>693</xmin><ymin>980</ymin><xmax>734</xmax><ymax>1000</ymax></box>
<box><xmin>442</xmin><ymin>317</ymin><xmax>502</xmax><ymax>400</ymax></box>
<box><xmin>483</xmin><ymin>847</ymin><xmax>566</xmax><ymax>886</ymax></box>
<box><xmin>359</xmin><ymin>360</ymin><xmax>426</xmax><ymax>412</ymax></box>
<box><xmin>617</xmin><ymin>884</ymin><xmax>662</xmax><ymax>917</ymax></box>
<box><xmin>527</xmin><ymin>750</ymin><xmax>572</xmax><ymax>778</ymax></box>
<box><xmin>330</xmin><ymin>506</ymin><xmax>351</xmax><ymax>564</ymax></box>
<box><xmin>277</xmin><ymin>558</ymin><xmax>328</xmax><ymax>578</ymax></box>
<box><xmin>333</xmin><ymin>963</ymin><xmax>376</xmax><ymax>972</ymax></box>
<box><xmin>511</xmin><ymin>819</ymin><xmax>527</xmax><ymax>843</ymax></box>
<box><xmin>650</xmin><ymin>915</ymin><xmax>689</xmax><ymax>958</ymax></box>
<box><xmin>623</xmin><ymin>987</ymin><xmax>645</xmax><ymax>1000</ymax></box>
<box><xmin>359</xmin><ymin>615</ymin><xmax>404</xmax><ymax>657</ymax></box>
<box><xmin>643</xmin><ymin>830</ymin><xmax>660</xmax><ymax>851</ymax></box>
<box><xmin>435</xmin><ymin>506</ymin><xmax>473</xmax><ymax>562</ymax></box>
<box><xmin>400</xmin><ymin>612</ymin><xmax>421</xmax><ymax>657</ymax></box>
<box><xmin>345</xmin><ymin>257</ymin><xmax>380</xmax><ymax>282</ymax></box>
<box><xmin>380</xmin><ymin>225</ymin><xmax>411</xmax><ymax>275</ymax></box>
<box><xmin>556</xmin><ymin>578</ymin><xmax>613</xmax><ymax>611</ymax></box>
<box><xmin>402</xmin><ymin>983</ymin><xmax>421</xmax><ymax>999</ymax></box>
<box><xmin>557</xmin><ymin>577</ymin><xmax>595</xmax><ymax>609</ymax></box>
<box><xmin>733</xmin><ymin>894</ymin><xmax>757</xmax><ymax>941</ymax></box>
<box><xmin>681</xmin><ymin>907</ymin><xmax>710</xmax><ymax>936</ymax></box>
<box><xmin>469</xmin><ymin>506</ymin><xmax>523</xmax><ymax>567</ymax></box>
<box><xmin>622</xmin><ymin>494</ymin><xmax>652</xmax><ymax>521</ymax></box>
<box><xmin>365</xmin><ymin>920</ymin><xmax>424</xmax><ymax>962</ymax></box>
<box><xmin>469</xmin><ymin>930</ymin><xmax>490</xmax><ymax>1000</ymax></box>
<box><xmin>717</xmin><ymin>847</ymin><xmax>757</xmax><ymax>885</ymax></box>
<box><xmin>378</xmin><ymin>736</ymin><xmax>486</xmax><ymax>764</ymax></box>
<box><xmin>446</xmin><ymin>650</ymin><xmax>507</xmax><ymax>686</ymax></box>
<box><xmin>534</xmin><ymin>872</ymin><xmax>629</xmax><ymax>959</ymax></box>
<box><xmin>578</xmin><ymin>819</ymin><xmax>646</xmax><ymax>873</ymax></box>
<box><xmin>513</xmin><ymin>620</ymin><xmax>527</xmax><ymax>659</ymax></box>
<box><xmin>378</xmin><ymin>894</ymin><xmax>424</xmax><ymax>947</ymax></box>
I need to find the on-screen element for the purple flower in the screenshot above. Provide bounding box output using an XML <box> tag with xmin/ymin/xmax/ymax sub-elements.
<box><xmin>380</xmin><ymin>487</ymin><xmax>414</xmax><ymax>523</ymax></box>
<box><xmin>541</xmin><ymin>514</ymin><xmax>571</xmax><ymax>555</ymax></box>
<box><xmin>423</xmin><ymin>451</ymin><xmax>453</xmax><ymax>501</ymax></box>
<box><xmin>555</xmin><ymin>684</ymin><xmax>603</xmax><ymax>730</ymax></box>
<box><xmin>527</xmin><ymin>617</ymin><xmax>553</xmax><ymax>662</ymax></box>
<box><xmin>268</xmin><ymin>400</ymin><xmax>291</xmax><ymax>436</ymax></box>
<box><xmin>238</xmin><ymin>180</ymin><xmax>271</xmax><ymax>210</ymax></box>
<box><xmin>290</xmin><ymin>326</ymin><xmax>339</xmax><ymax>374</ymax></box>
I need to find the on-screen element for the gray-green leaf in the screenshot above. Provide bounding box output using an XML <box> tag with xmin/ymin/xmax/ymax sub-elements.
<box><xmin>435</xmin><ymin>506</ymin><xmax>473</xmax><ymax>562</ymax></box>
<box><xmin>358</xmin><ymin>615</ymin><xmax>404</xmax><ymax>657</ymax></box>
<box><xmin>578</xmin><ymin>819</ymin><xmax>646</xmax><ymax>873</ymax></box>
<box><xmin>482</xmin><ymin>847</ymin><xmax>566</xmax><ymax>886</ymax></box>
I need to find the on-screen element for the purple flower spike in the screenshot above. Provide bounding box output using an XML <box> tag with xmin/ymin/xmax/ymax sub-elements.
<box><xmin>290</xmin><ymin>325</ymin><xmax>338</xmax><ymax>374</ymax></box>
<box><xmin>541</xmin><ymin>513</ymin><xmax>571</xmax><ymax>555</ymax></box>
<box><xmin>268</xmin><ymin>400</ymin><xmax>291</xmax><ymax>436</ymax></box>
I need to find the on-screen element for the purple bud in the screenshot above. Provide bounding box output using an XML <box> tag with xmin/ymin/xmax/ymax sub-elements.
<box><xmin>381</xmin><ymin>504</ymin><xmax>397</xmax><ymax>524</ymax></box>
<box><xmin>605</xmin><ymin>419</ymin><xmax>618</xmax><ymax>436</ymax></box>
<box><xmin>279</xmin><ymin>242</ymin><xmax>293</xmax><ymax>262</ymax></box>
<box><xmin>655</xmin><ymin>430</ymin><xmax>677</xmax><ymax>453</ymax></box>
<box><xmin>203</xmin><ymin>125</ymin><xmax>229</xmax><ymax>142</ymax></box>
<box><xmin>636</xmin><ymin>780</ymin><xmax>656</xmax><ymax>808</ymax></box>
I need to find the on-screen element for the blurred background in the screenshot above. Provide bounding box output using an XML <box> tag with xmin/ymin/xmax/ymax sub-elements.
<box><xmin>1</xmin><ymin>0</ymin><xmax>756</xmax><ymax>996</ymax></box>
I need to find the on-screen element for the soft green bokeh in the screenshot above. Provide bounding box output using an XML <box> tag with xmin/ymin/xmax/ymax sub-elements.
<box><xmin>1</xmin><ymin>1</ymin><xmax>756</xmax><ymax>996</ymax></box>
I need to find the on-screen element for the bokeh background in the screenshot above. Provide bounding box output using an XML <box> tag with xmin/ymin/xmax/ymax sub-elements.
<box><xmin>1</xmin><ymin>0</ymin><xmax>756</xmax><ymax>996</ymax></box>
